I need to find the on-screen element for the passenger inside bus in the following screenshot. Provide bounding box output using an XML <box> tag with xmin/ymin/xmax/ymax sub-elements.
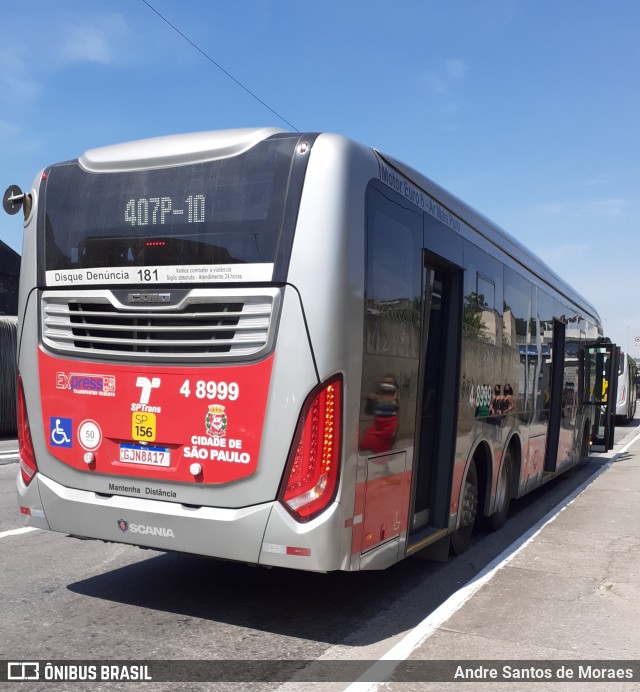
<box><xmin>502</xmin><ymin>384</ymin><xmax>515</xmax><ymax>414</ymax></box>
<box><xmin>489</xmin><ymin>385</ymin><xmax>503</xmax><ymax>416</ymax></box>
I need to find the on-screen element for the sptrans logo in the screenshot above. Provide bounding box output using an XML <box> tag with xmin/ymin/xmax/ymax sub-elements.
<box><xmin>56</xmin><ymin>372</ymin><xmax>116</xmax><ymax>397</ymax></box>
<box><xmin>117</xmin><ymin>518</ymin><xmax>175</xmax><ymax>538</ymax></box>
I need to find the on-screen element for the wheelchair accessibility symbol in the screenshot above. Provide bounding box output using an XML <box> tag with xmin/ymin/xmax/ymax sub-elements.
<box><xmin>50</xmin><ymin>417</ymin><xmax>73</xmax><ymax>448</ymax></box>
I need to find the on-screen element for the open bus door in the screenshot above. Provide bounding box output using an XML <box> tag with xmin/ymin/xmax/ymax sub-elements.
<box><xmin>580</xmin><ymin>341</ymin><xmax>619</xmax><ymax>450</ymax></box>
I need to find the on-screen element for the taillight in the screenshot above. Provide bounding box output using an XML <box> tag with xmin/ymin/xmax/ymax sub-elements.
<box><xmin>17</xmin><ymin>374</ymin><xmax>38</xmax><ymax>486</ymax></box>
<box><xmin>619</xmin><ymin>384</ymin><xmax>626</xmax><ymax>405</ymax></box>
<box><xmin>279</xmin><ymin>375</ymin><xmax>342</xmax><ymax>521</ymax></box>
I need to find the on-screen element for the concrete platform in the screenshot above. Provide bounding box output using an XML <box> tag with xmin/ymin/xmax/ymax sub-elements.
<box><xmin>354</xmin><ymin>425</ymin><xmax>640</xmax><ymax>691</ymax></box>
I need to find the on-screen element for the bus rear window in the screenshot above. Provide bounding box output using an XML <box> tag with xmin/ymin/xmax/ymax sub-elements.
<box><xmin>41</xmin><ymin>136</ymin><xmax>300</xmax><ymax>278</ymax></box>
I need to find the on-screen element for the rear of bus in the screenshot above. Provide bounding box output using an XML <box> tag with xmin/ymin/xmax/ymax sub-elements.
<box><xmin>16</xmin><ymin>128</ymin><xmax>371</xmax><ymax>572</ymax></box>
<box><xmin>616</xmin><ymin>352</ymin><xmax>637</xmax><ymax>424</ymax></box>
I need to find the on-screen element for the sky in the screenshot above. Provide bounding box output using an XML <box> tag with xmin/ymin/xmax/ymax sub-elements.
<box><xmin>1</xmin><ymin>0</ymin><xmax>639</xmax><ymax>353</ymax></box>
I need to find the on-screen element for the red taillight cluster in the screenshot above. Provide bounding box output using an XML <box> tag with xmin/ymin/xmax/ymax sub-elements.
<box><xmin>17</xmin><ymin>374</ymin><xmax>38</xmax><ymax>486</ymax></box>
<box><xmin>280</xmin><ymin>375</ymin><xmax>342</xmax><ymax>521</ymax></box>
<box><xmin>619</xmin><ymin>384</ymin><xmax>626</xmax><ymax>405</ymax></box>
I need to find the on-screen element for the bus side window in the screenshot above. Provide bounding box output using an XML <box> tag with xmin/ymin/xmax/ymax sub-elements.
<box><xmin>361</xmin><ymin>186</ymin><xmax>422</xmax><ymax>453</ymax></box>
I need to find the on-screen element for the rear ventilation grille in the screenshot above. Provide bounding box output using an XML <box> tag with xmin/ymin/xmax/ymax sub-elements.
<box><xmin>41</xmin><ymin>288</ymin><xmax>280</xmax><ymax>362</ymax></box>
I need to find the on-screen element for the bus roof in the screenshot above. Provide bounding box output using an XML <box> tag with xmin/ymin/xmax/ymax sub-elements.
<box><xmin>79</xmin><ymin>127</ymin><xmax>286</xmax><ymax>173</ymax></box>
<box><xmin>75</xmin><ymin>126</ymin><xmax>600</xmax><ymax>325</ymax></box>
<box><xmin>377</xmin><ymin>150</ymin><xmax>601</xmax><ymax>325</ymax></box>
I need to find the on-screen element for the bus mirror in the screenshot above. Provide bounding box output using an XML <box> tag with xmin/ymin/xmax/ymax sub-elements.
<box><xmin>3</xmin><ymin>184</ymin><xmax>31</xmax><ymax>219</ymax></box>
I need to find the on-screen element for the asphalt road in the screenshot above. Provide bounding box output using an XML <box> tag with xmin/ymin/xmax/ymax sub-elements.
<box><xmin>0</xmin><ymin>440</ymin><xmax>613</xmax><ymax>691</ymax></box>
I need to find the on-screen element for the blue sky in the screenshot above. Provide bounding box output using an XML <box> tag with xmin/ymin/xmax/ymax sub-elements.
<box><xmin>1</xmin><ymin>1</ymin><xmax>639</xmax><ymax>352</ymax></box>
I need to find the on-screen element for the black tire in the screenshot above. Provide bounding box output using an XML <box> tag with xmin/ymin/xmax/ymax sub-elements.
<box><xmin>580</xmin><ymin>423</ymin><xmax>590</xmax><ymax>460</ymax></box>
<box><xmin>450</xmin><ymin>459</ymin><xmax>478</xmax><ymax>555</ymax></box>
<box><xmin>488</xmin><ymin>450</ymin><xmax>512</xmax><ymax>532</ymax></box>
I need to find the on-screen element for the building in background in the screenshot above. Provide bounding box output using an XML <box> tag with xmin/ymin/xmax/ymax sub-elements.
<box><xmin>0</xmin><ymin>239</ymin><xmax>19</xmax><ymax>434</ymax></box>
<box><xmin>0</xmin><ymin>239</ymin><xmax>20</xmax><ymax>315</ymax></box>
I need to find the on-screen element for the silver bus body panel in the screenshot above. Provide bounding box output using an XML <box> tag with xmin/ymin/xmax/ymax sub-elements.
<box><xmin>16</xmin><ymin>471</ymin><xmax>50</xmax><ymax>531</ymax></box>
<box><xmin>284</xmin><ymin>134</ymin><xmax>416</xmax><ymax>570</ymax></box>
<box><xmin>37</xmin><ymin>473</ymin><xmax>273</xmax><ymax>562</ymax></box>
<box><xmin>286</xmin><ymin>134</ymin><xmax>376</xmax><ymax>566</ymax></box>
<box><xmin>259</xmin><ymin>501</ymin><xmax>344</xmax><ymax>572</ymax></box>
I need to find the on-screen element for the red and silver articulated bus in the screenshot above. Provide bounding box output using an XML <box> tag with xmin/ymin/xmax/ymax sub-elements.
<box><xmin>4</xmin><ymin>128</ymin><xmax>619</xmax><ymax>571</ymax></box>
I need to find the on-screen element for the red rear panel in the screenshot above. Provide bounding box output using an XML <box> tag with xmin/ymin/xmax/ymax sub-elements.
<box><xmin>38</xmin><ymin>350</ymin><xmax>274</xmax><ymax>485</ymax></box>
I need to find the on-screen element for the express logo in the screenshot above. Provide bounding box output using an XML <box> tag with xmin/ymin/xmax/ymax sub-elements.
<box><xmin>56</xmin><ymin>372</ymin><xmax>116</xmax><ymax>396</ymax></box>
<box><xmin>117</xmin><ymin>519</ymin><xmax>129</xmax><ymax>532</ymax></box>
<box><xmin>205</xmin><ymin>404</ymin><xmax>227</xmax><ymax>438</ymax></box>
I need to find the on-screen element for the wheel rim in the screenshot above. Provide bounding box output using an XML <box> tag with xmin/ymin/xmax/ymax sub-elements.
<box><xmin>460</xmin><ymin>469</ymin><xmax>478</xmax><ymax>527</ymax></box>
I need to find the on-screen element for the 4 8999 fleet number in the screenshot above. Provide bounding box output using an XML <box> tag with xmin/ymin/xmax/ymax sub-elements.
<box><xmin>179</xmin><ymin>379</ymin><xmax>239</xmax><ymax>400</ymax></box>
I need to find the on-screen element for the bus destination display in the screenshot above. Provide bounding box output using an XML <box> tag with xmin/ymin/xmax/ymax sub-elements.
<box><xmin>125</xmin><ymin>195</ymin><xmax>206</xmax><ymax>226</ymax></box>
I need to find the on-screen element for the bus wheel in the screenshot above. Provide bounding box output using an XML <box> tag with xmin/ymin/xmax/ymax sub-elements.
<box><xmin>580</xmin><ymin>423</ymin><xmax>590</xmax><ymax>460</ymax></box>
<box><xmin>450</xmin><ymin>460</ymin><xmax>478</xmax><ymax>555</ymax></box>
<box><xmin>489</xmin><ymin>450</ymin><xmax>512</xmax><ymax>531</ymax></box>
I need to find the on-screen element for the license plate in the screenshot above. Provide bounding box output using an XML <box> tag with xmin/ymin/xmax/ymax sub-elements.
<box><xmin>119</xmin><ymin>443</ymin><xmax>170</xmax><ymax>467</ymax></box>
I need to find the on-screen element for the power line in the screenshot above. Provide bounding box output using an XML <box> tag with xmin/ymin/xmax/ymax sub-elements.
<box><xmin>140</xmin><ymin>0</ymin><xmax>298</xmax><ymax>131</ymax></box>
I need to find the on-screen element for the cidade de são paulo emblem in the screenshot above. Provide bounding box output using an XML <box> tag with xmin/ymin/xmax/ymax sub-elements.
<box><xmin>205</xmin><ymin>404</ymin><xmax>227</xmax><ymax>438</ymax></box>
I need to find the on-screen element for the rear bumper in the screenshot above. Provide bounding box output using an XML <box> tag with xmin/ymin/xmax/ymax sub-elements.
<box><xmin>21</xmin><ymin>473</ymin><xmax>345</xmax><ymax>571</ymax></box>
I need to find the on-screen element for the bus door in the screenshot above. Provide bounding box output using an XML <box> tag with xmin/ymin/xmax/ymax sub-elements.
<box><xmin>580</xmin><ymin>342</ymin><xmax>619</xmax><ymax>450</ymax></box>
<box><xmin>544</xmin><ymin>319</ymin><xmax>566</xmax><ymax>472</ymax></box>
<box><xmin>409</xmin><ymin>252</ymin><xmax>462</xmax><ymax>537</ymax></box>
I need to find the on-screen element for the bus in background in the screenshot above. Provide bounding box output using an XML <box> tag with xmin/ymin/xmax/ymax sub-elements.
<box><xmin>3</xmin><ymin>128</ymin><xmax>619</xmax><ymax>572</ymax></box>
<box><xmin>616</xmin><ymin>351</ymin><xmax>637</xmax><ymax>424</ymax></box>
